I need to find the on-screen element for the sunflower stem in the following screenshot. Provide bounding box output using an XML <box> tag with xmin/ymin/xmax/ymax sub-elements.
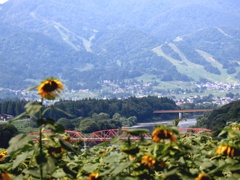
<box><xmin>39</xmin><ymin>98</ymin><xmax>43</xmax><ymax>180</ymax></box>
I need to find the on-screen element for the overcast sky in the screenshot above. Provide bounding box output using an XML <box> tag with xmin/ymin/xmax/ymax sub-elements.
<box><xmin>0</xmin><ymin>0</ymin><xmax>8</xmax><ymax>4</ymax></box>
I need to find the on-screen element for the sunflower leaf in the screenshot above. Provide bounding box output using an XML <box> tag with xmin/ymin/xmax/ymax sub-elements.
<box><xmin>25</xmin><ymin>85</ymin><xmax>38</xmax><ymax>91</ymax></box>
<box><xmin>50</xmin><ymin>106</ymin><xmax>74</xmax><ymax>117</ymax></box>
<box><xmin>25</xmin><ymin>102</ymin><xmax>42</xmax><ymax>117</ymax></box>
<box><xmin>59</xmin><ymin>139</ymin><xmax>78</xmax><ymax>153</ymax></box>
<box><xmin>12</xmin><ymin>151</ymin><xmax>31</xmax><ymax>169</ymax></box>
<box><xmin>8</xmin><ymin>112</ymin><xmax>27</xmax><ymax>123</ymax></box>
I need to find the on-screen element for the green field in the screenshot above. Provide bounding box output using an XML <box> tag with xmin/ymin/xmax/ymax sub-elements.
<box><xmin>1</xmin><ymin>119</ymin><xmax>38</xmax><ymax>134</ymax></box>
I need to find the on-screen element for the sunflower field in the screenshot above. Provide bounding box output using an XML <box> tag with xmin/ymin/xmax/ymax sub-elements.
<box><xmin>1</xmin><ymin>78</ymin><xmax>240</xmax><ymax>180</ymax></box>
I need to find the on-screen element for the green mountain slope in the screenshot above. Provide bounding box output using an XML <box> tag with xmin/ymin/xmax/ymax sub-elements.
<box><xmin>152</xmin><ymin>27</ymin><xmax>240</xmax><ymax>83</ymax></box>
<box><xmin>0</xmin><ymin>0</ymin><xmax>240</xmax><ymax>94</ymax></box>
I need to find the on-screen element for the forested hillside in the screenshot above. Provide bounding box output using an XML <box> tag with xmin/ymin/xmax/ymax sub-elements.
<box><xmin>195</xmin><ymin>99</ymin><xmax>240</xmax><ymax>136</ymax></box>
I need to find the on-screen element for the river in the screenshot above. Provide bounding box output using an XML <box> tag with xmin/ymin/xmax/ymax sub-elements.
<box><xmin>129</xmin><ymin>118</ymin><xmax>197</xmax><ymax>133</ymax></box>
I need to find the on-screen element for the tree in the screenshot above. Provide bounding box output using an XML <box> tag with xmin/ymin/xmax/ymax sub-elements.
<box><xmin>57</xmin><ymin>118</ymin><xmax>75</xmax><ymax>130</ymax></box>
<box><xmin>0</xmin><ymin>123</ymin><xmax>18</xmax><ymax>148</ymax></box>
<box><xmin>79</xmin><ymin>118</ymin><xmax>99</xmax><ymax>133</ymax></box>
<box><xmin>94</xmin><ymin>113</ymin><xmax>110</xmax><ymax>121</ymax></box>
<box><xmin>113</xmin><ymin>113</ymin><xmax>121</xmax><ymax>120</ymax></box>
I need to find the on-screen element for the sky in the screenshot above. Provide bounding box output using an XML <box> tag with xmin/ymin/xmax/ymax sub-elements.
<box><xmin>0</xmin><ymin>0</ymin><xmax>8</xmax><ymax>4</ymax></box>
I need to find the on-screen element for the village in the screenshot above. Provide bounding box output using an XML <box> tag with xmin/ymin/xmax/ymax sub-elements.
<box><xmin>0</xmin><ymin>81</ymin><xmax>239</xmax><ymax>107</ymax></box>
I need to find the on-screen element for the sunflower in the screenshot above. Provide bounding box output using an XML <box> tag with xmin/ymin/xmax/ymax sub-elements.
<box><xmin>215</xmin><ymin>145</ymin><xmax>236</xmax><ymax>157</ymax></box>
<box><xmin>152</xmin><ymin>127</ymin><xmax>177</xmax><ymax>143</ymax></box>
<box><xmin>37</xmin><ymin>78</ymin><xmax>63</xmax><ymax>100</ymax></box>
<box><xmin>47</xmin><ymin>146</ymin><xmax>64</xmax><ymax>158</ymax></box>
<box><xmin>0</xmin><ymin>150</ymin><xmax>7</xmax><ymax>162</ymax></box>
<box><xmin>141</xmin><ymin>155</ymin><xmax>156</xmax><ymax>168</ymax></box>
<box><xmin>195</xmin><ymin>173</ymin><xmax>210</xmax><ymax>180</ymax></box>
<box><xmin>231</xmin><ymin>123</ymin><xmax>240</xmax><ymax>130</ymax></box>
<box><xmin>0</xmin><ymin>172</ymin><xmax>11</xmax><ymax>180</ymax></box>
<box><xmin>87</xmin><ymin>172</ymin><xmax>99</xmax><ymax>180</ymax></box>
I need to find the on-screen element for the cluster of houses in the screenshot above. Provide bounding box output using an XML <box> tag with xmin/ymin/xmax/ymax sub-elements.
<box><xmin>0</xmin><ymin>114</ymin><xmax>14</xmax><ymax>122</ymax></box>
<box><xmin>1</xmin><ymin>80</ymin><xmax>240</xmax><ymax>107</ymax></box>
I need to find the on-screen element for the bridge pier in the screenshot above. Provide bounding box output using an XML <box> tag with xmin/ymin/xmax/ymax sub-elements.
<box><xmin>179</xmin><ymin>112</ymin><xmax>182</xmax><ymax>119</ymax></box>
<box><xmin>84</xmin><ymin>142</ymin><xmax>87</xmax><ymax>149</ymax></box>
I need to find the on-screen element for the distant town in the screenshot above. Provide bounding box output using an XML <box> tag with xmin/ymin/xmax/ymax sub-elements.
<box><xmin>0</xmin><ymin>81</ymin><xmax>239</xmax><ymax>106</ymax></box>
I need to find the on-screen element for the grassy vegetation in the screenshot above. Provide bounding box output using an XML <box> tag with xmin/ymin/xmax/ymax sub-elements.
<box><xmin>152</xmin><ymin>44</ymin><xmax>239</xmax><ymax>83</ymax></box>
<box><xmin>8</xmin><ymin>119</ymin><xmax>38</xmax><ymax>134</ymax></box>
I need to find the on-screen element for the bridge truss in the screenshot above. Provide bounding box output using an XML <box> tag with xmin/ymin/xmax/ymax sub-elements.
<box><xmin>29</xmin><ymin>128</ymin><xmax>211</xmax><ymax>143</ymax></box>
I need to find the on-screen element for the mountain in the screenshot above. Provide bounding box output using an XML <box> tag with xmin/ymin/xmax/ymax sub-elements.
<box><xmin>0</xmin><ymin>0</ymin><xmax>240</xmax><ymax>96</ymax></box>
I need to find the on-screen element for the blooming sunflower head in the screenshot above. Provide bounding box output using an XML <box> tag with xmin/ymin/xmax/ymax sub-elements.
<box><xmin>141</xmin><ymin>155</ymin><xmax>156</xmax><ymax>168</ymax></box>
<box><xmin>0</xmin><ymin>150</ymin><xmax>7</xmax><ymax>162</ymax></box>
<box><xmin>47</xmin><ymin>146</ymin><xmax>64</xmax><ymax>158</ymax></box>
<box><xmin>195</xmin><ymin>173</ymin><xmax>210</xmax><ymax>180</ymax></box>
<box><xmin>37</xmin><ymin>78</ymin><xmax>63</xmax><ymax>100</ymax></box>
<box><xmin>215</xmin><ymin>144</ymin><xmax>237</xmax><ymax>157</ymax></box>
<box><xmin>152</xmin><ymin>126</ymin><xmax>177</xmax><ymax>143</ymax></box>
<box><xmin>231</xmin><ymin>123</ymin><xmax>240</xmax><ymax>130</ymax></box>
<box><xmin>0</xmin><ymin>172</ymin><xmax>11</xmax><ymax>180</ymax></box>
<box><xmin>87</xmin><ymin>172</ymin><xmax>99</xmax><ymax>180</ymax></box>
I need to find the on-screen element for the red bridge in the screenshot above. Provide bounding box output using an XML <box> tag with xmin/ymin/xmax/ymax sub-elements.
<box><xmin>29</xmin><ymin>128</ymin><xmax>211</xmax><ymax>143</ymax></box>
<box><xmin>153</xmin><ymin>109</ymin><xmax>213</xmax><ymax>119</ymax></box>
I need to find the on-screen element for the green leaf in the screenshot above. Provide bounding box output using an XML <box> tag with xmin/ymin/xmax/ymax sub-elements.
<box><xmin>45</xmin><ymin>156</ymin><xmax>56</xmax><ymax>174</ymax></box>
<box><xmin>189</xmin><ymin>168</ymin><xmax>198</xmax><ymax>175</ymax></box>
<box><xmin>8</xmin><ymin>134</ymin><xmax>34</xmax><ymax>153</ymax></box>
<box><xmin>12</xmin><ymin>151</ymin><xmax>31</xmax><ymax>169</ymax></box>
<box><xmin>12</xmin><ymin>174</ymin><xmax>25</xmax><ymax>180</ymax></box>
<box><xmin>28</xmin><ymin>168</ymin><xmax>41</xmax><ymax>178</ymax></box>
<box><xmin>225</xmin><ymin>158</ymin><xmax>237</xmax><ymax>165</ymax></box>
<box><xmin>82</xmin><ymin>163</ymin><xmax>99</xmax><ymax>173</ymax></box>
<box><xmin>199</xmin><ymin>161</ymin><xmax>213</xmax><ymax>170</ymax></box>
<box><xmin>218</xmin><ymin>129</ymin><xmax>228</xmax><ymax>137</ymax></box>
<box><xmin>0</xmin><ymin>163</ymin><xmax>12</xmax><ymax>170</ymax></box>
<box><xmin>51</xmin><ymin>169</ymin><xmax>67</xmax><ymax>178</ymax></box>
<box><xmin>8</xmin><ymin>112</ymin><xmax>27</xmax><ymax>123</ymax></box>
<box><xmin>51</xmin><ymin>106</ymin><xmax>74</xmax><ymax>117</ymax></box>
<box><xmin>25</xmin><ymin>102</ymin><xmax>42</xmax><ymax>117</ymax></box>
<box><xmin>208</xmin><ymin>162</ymin><xmax>230</xmax><ymax>174</ymax></box>
<box><xmin>162</xmin><ymin>168</ymin><xmax>179</xmax><ymax>178</ymax></box>
<box><xmin>228</xmin><ymin>164</ymin><xmax>240</xmax><ymax>171</ymax></box>
<box><xmin>59</xmin><ymin>139</ymin><xmax>78</xmax><ymax>153</ymax></box>
<box><xmin>25</xmin><ymin>85</ymin><xmax>38</xmax><ymax>91</ymax></box>
<box><xmin>110</xmin><ymin>136</ymin><xmax>121</xmax><ymax>144</ymax></box>
<box><xmin>43</xmin><ymin>122</ymin><xmax>65</xmax><ymax>134</ymax></box>
<box><xmin>104</xmin><ymin>154</ymin><xmax>123</xmax><ymax>163</ymax></box>
<box><xmin>111</xmin><ymin>162</ymin><xmax>132</xmax><ymax>176</ymax></box>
